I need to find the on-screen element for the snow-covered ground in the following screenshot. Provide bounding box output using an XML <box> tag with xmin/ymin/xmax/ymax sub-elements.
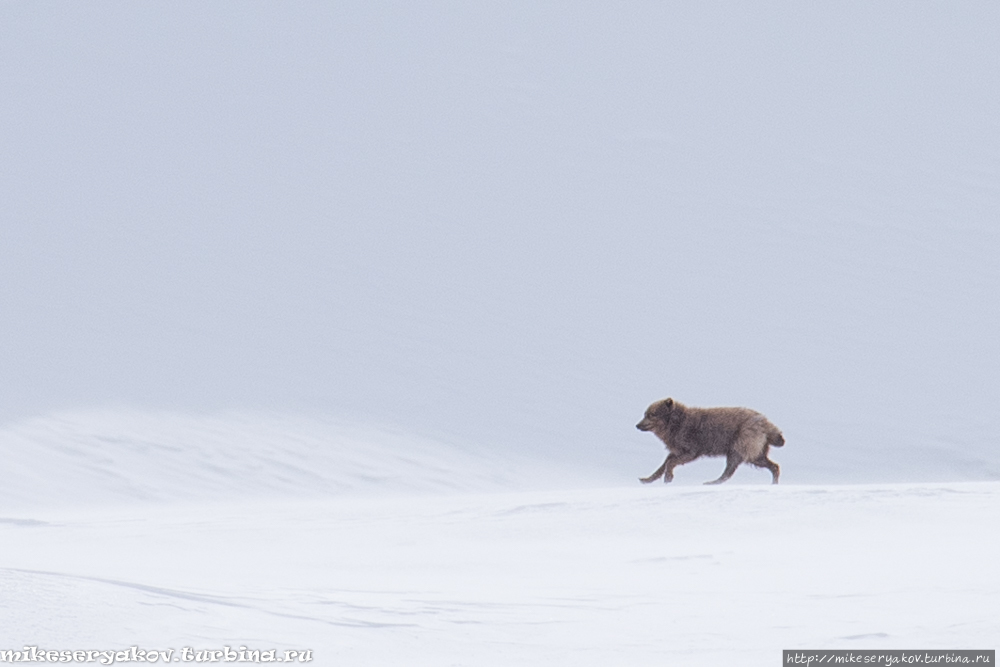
<box><xmin>0</xmin><ymin>411</ymin><xmax>586</xmax><ymax>510</ymax></box>
<box><xmin>2</xmin><ymin>2</ymin><xmax>998</xmax><ymax>662</ymax></box>
<box><xmin>1</xmin><ymin>416</ymin><xmax>996</xmax><ymax>664</ymax></box>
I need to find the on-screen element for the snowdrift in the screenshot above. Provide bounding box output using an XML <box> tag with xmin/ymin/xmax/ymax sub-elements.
<box><xmin>0</xmin><ymin>410</ymin><xmax>586</xmax><ymax>510</ymax></box>
<box><xmin>2</xmin><ymin>482</ymin><xmax>997</xmax><ymax>665</ymax></box>
<box><xmin>1</xmin><ymin>411</ymin><xmax>995</xmax><ymax>663</ymax></box>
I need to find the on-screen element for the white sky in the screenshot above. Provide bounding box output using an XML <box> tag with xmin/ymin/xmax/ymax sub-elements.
<box><xmin>1</xmin><ymin>2</ymin><xmax>998</xmax><ymax>481</ymax></box>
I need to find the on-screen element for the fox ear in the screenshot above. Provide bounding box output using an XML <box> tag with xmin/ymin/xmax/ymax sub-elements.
<box><xmin>664</xmin><ymin>397</ymin><xmax>674</xmax><ymax>409</ymax></box>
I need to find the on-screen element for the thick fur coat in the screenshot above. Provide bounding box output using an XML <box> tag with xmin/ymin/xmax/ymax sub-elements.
<box><xmin>636</xmin><ymin>398</ymin><xmax>784</xmax><ymax>485</ymax></box>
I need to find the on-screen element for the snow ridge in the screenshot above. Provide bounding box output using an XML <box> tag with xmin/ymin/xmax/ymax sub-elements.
<box><xmin>0</xmin><ymin>410</ymin><xmax>579</xmax><ymax>509</ymax></box>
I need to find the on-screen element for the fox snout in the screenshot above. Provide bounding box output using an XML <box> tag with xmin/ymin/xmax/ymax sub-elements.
<box><xmin>636</xmin><ymin>419</ymin><xmax>652</xmax><ymax>431</ymax></box>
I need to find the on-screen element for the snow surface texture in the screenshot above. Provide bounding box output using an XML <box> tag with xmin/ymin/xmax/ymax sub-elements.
<box><xmin>2</xmin><ymin>1</ymin><xmax>999</xmax><ymax>662</ymax></box>
<box><xmin>0</xmin><ymin>412</ymin><xmax>585</xmax><ymax>509</ymax></box>
<box><xmin>1</xmin><ymin>416</ymin><xmax>997</xmax><ymax>663</ymax></box>
<box><xmin>2</xmin><ymin>474</ymin><xmax>997</xmax><ymax>664</ymax></box>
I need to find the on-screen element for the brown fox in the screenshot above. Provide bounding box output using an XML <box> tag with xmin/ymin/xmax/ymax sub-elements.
<box><xmin>637</xmin><ymin>398</ymin><xmax>784</xmax><ymax>485</ymax></box>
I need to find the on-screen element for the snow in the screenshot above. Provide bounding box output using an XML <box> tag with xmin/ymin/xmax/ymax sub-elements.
<box><xmin>0</xmin><ymin>411</ymin><xmax>585</xmax><ymax>510</ymax></box>
<box><xmin>3</xmin><ymin>487</ymin><xmax>998</xmax><ymax>664</ymax></box>
<box><xmin>1</xmin><ymin>1</ymin><xmax>999</xmax><ymax>662</ymax></box>
<box><xmin>1</xmin><ymin>417</ymin><xmax>997</xmax><ymax>663</ymax></box>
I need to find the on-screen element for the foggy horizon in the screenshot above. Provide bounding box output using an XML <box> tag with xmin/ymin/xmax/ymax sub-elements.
<box><xmin>2</xmin><ymin>2</ymin><xmax>998</xmax><ymax>482</ymax></box>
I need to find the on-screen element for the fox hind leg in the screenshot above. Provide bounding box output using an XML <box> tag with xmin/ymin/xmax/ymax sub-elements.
<box><xmin>753</xmin><ymin>455</ymin><xmax>780</xmax><ymax>484</ymax></box>
<box><xmin>704</xmin><ymin>452</ymin><xmax>743</xmax><ymax>485</ymax></box>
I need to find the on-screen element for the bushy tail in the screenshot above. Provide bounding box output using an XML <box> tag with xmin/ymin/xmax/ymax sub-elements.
<box><xmin>767</xmin><ymin>430</ymin><xmax>785</xmax><ymax>447</ymax></box>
